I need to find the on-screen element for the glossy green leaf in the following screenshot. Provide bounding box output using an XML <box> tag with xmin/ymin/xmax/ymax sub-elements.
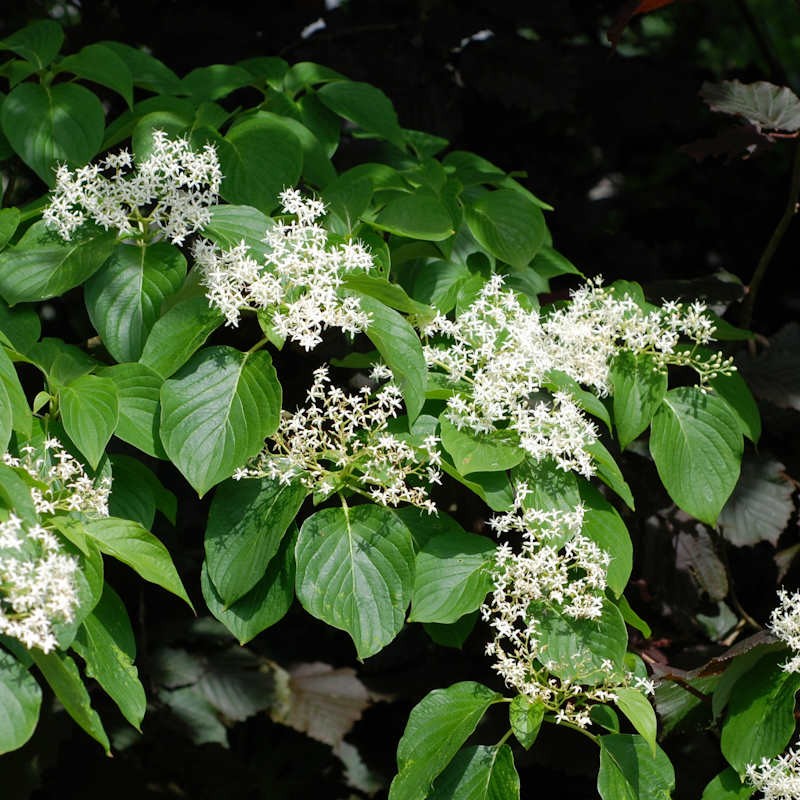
<box><xmin>389</xmin><ymin>681</ymin><xmax>502</xmax><ymax>800</ymax></box>
<box><xmin>99</xmin><ymin>363</ymin><xmax>165</xmax><ymax>458</ymax></box>
<box><xmin>537</xmin><ymin>598</ymin><xmax>628</xmax><ymax>685</ymax></box>
<box><xmin>721</xmin><ymin>650</ymin><xmax>800</xmax><ymax>774</ymax></box>
<box><xmin>203</xmin><ymin>204</ymin><xmax>272</xmax><ymax>255</ymax></box>
<box><xmin>108</xmin><ymin>453</ymin><xmax>175</xmax><ymax>528</ymax></box>
<box><xmin>610</xmin><ymin>352</ymin><xmax>667</xmax><ymax>449</ymax></box>
<box><xmin>202</xmin><ymin>526</ymin><xmax>297</xmax><ymax>644</ymax></box>
<box><xmin>579</xmin><ymin>482</ymin><xmax>632</xmax><ymax>597</ymax></box>
<box><xmin>374</xmin><ymin>188</ymin><xmax>454</xmax><ymax>241</ymax></box>
<box><xmin>0</xmin><ymin>208</ymin><xmax>20</xmax><ymax>251</ymax></box>
<box><xmin>509</xmin><ymin>696</ymin><xmax>544</xmax><ymax>749</ymax></box>
<box><xmin>441</xmin><ymin>461</ymin><xmax>515</xmax><ymax>512</ymax></box>
<box><xmin>440</xmin><ymin>419</ymin><xmax>524</xmax><ymax>475</ymax></box>
<box><xmin>428</xmin><ymin>745</ymin><xmax>520</xmax><ymax>800</ymax></box>
<box><xmin>85</xmin><ymin>242</ymin><xmax>187</xmax><ymax>363</ymax></box>
<box><xmin>160</xmin><ymin>346</ymin><xmax>281</xmax><ymax>496</ymax></box>
<box><xmin>178</xmin><ymin>64</ymin><xmax>252</xmax><ymax>101</ymax></box>
<box><xmin>0</xmin><ymin>381</ymin><xmax>11</xmax><ymax>450</ymax></box>
<box><xmin>709</xmin><ymin>369</ymin><xmax>761</xmax><ymax>443</ymax></box>
<box><xmin>295</xmin><ymin>504</ymin><xmax>415</xmax><ymax>659</ymax></box>
<box><xmin>30</xmin><ymin>650</ymin><xmax>109</xmax><ymax>753</ymax></box>
<box><xmin>615</xmin><ymin>688</ymin><xmax>658</xmax><ymax>755</ymax></box>
<box><xmin>139</xmin><ymin>295</ymin><xmax>224</xmax><ymax>379</ymax></box>
<box><xmin>1</xmin><ymin>83</ymin><xmax>104</xmax><ymax>185</ymax></box>
<box><xmin>99</xmin><ymin>41</ymin><xmax>182</xmax><ymax>94</ymax></box>
<box><xmin>0</xmin><ymin>649</ymin><xmax>41</xmax><ymax>754</ymax></box>
<box><xmin>0</xmin><ymin>224</ymin><xmax>116</xmax><ymax>304</ymax></box>
<box><xmin>0</xmin><ymin>20</ymin><xmax>63</xmax><ymax>70</ymax></box>
<box><xmin>72</xmin><ymin>585</ymin><xmax>146</xmax><ymax>730</ymax></box>
<box><xmin>409</xmin><ymin>527</ymin><xmax>494</xmax><ymax>623</ymax></box>
<box><xmin>0</xmin><ymin>297</ymin><xmax>40</xmax><ymax>352</ymax></box>
<box><xmin>587</xmin><ymin>440</ymin><xmax>636</xmax><ymax>510</ymax></box>
<box><xmin>597</xmin><ymin>734</ymin><xmax>675</xmax><ymax>800</ymax></box>
<box><xmin>57</xmin><ymin>44</ymin><xmax>134</xmax><ymax>108</ymax></box>
<box><xmin>60</xmin><ymin>375</ymin><xmax>119</xmax><ymax>470</ymax></box>
<box><xmin>318</xmin><ymin>80</ymin><xmax>405</xmax><ymax>149</ymax></box>
<box><xmin>219</xmin><ymin>115</ymin><xmax>303</xmax><ymax>212</ymax></box>
<box><xmin>205</xmin><ymin>476</ymin><xmax>307</xmax><ymax>605</ymax></box>
<box><xmin>423</xmin><ymin>612</ymin><xmax>479</xmax><ymax>649</ymax></box>
<box><xmin>342</xmin><ymin>274</ymin><xmax>433</xmax><ymax>317</ymax></box>
<box><xmin>83</xmin><ymin>517</ymin><xmax>193</xmax><ymax>609</ymax></box>
<box><xmin>359</xmin><ymin>295</ymin><xmax>427</xmax><ymax>421</ymax></box>
<box><xmin>0</xmin><ymin>346</ymin><xmax>30</xmax><ymax>437</ymax></box>
<box><xmin>650</xmin><ymin>387</ymin><xmax>743</xmax><ymax>525</ymax></box>
<box><xmin>700</xmin><ymin>768</ymin><xmax>753</xmax><ymax>800</ymax></box>
<box><xmin>465</xmin><ymin>189</ymin><xmax>546</xmax><ymax>269</ymax></box>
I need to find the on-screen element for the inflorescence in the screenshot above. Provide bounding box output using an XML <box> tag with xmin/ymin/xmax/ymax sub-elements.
<box><xmin>194</xmin><ymin>188</ymin><xmax>375</xmax><ymax>349</ymax></box>
<box><xmin>746</xmin><ymin>746</ymin><xmax>800</xmax><ymax>800</ymax></box>
<box><xmin>236</xmin><ymin>365</ymin><xmax>441</xmax><ymax>513</ymax></box>
<box><xmin>44</xmin><ymin>130</ymin><xmax>222</xmax><ymax>245</ymax></box>
<box><xmin>0</xmin><ymin>439</ymin><xmax>111</xmax><ymax>652</ymax></box>
<box><xmin>769</xmin><ymin>588</ymin><xmax>800</xmax><ymax>674</ymax></box>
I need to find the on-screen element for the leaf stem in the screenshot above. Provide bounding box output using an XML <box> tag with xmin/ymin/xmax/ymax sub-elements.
<box><xmin>740</xmin><ymin>139</ymin><xmax>800</xmax><ymax>328</ymax></box>
<box><xmin>246</xmin><ymin>337</ymin><xmax>269</xmax><ymax>355</ymax></box>
<box><xmin>545</xmin><ymin>716</ymin><xmax>600</xmax><ymax>745</ymax></box>
<box><xmin>496</xmin><ymin>728</ymin><xmax>513</xmax><ymax>747</ymax></box>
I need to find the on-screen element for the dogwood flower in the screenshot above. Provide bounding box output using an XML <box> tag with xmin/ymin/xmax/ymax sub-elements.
<box><xmin>768</xmin><ymin>588</ymin><xmax>800</xmax><ymax>673</ymax></box>
<box><xmin>746</xmin><ymin>746</ymin><xmax>800</xmax><ymax>800</ymax></box>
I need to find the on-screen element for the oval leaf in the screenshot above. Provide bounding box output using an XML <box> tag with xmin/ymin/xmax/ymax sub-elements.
<box><xmin>60</xmin><ymin>375</ymin><xmax>119</xmax><ymax>470</ymax></box>
<box><xmin>0</xmin><ymin>650</ymin><xmax>41</xmax><ymax>754</ymax></box>
<box><xmin>597</xmin><ymin>734</ymin><xmax>675</xmax><ymax>800</ymax></box>
<box><xmin>428</xmin><ymin>745</ymin><xmax>520</xmax><ymax>800</ymax></box>
<box><xmin>650</xmin><ymin>387</ymin><xmax>743</xmax><ymax>525</ymax></box>
<box><xmin>160</xmin><ymin>346</ymin><xmax>281</xmax><ymax>496</ymax></box>
<box><xmin>295</xmin><ymin>504</ymin><xmax>415</xmax><ymax>659</ymax></box>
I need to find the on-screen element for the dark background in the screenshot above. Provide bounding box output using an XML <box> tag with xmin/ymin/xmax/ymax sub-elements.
<box><xmin>2</xmin><ymin>2</ymin><xmax>799</xmax><ymax>798</ymax></box>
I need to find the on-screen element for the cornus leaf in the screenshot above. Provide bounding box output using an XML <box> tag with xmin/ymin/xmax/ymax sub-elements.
<box><xmin>295</xmin><ymin>505</ymin><xmax>415</xmax><ymax>660</ymax></box>
<box><xmin>0</xmin><ymin>650</ymin><xmax>41</xmax><ymax>755</ymax></box>
<box><xmin>427</xmin><ymin>745</ymin><xmax>520</xmax><ymax>800</ymax></box>
<box><xmin>597</xmin><ymin>734</ymin><xmax>675</xmax><ymax>800</ymax></box>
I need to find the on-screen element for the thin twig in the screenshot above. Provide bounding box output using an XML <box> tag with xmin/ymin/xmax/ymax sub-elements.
<box><xmin>739</xmin><ymin>139</ymin><xmax>800</xmax><ymax>328</ymax></box>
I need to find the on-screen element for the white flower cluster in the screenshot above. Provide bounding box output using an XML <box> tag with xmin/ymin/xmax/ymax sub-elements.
<box><xmin>0</xmin><ymin>438</ymin><xmax>111</xmax><ymax>652</ymax></box>
<box><xmin>194</xmin><ymin>188</ymin><xmax>374</xmax><ymax>350</ymax></box>
<box><xmin>44</xmin><ymin>130</ymin><xmax>222</xmax><ymax>245</ymax></box>
<box><xmin>423</xmin><ymin>275</ymin><xmax>731</xmax><ymax>476</ymax></box>
<box><xmin>768</xmin><ymin>589</ymin><xmax>800</xmax><ymax>674</ymax></box>
<box><xmin>481</xmin><ymin>489</ymin><xmax>652</xmax><ymax>728</ymax></box>
<box><xmin>236</xmin><ymin>365</ymin><xmax>441</xmax><ymax>513</ymax></box>
<box><xmin>3</xmin><ymin>438</ymin><xmax>111</xmax><ymax>517</ymax></box>
<box><xmin>746</xmin><ymin>746</ymin><xmax>800</xmax><ymax>800</ymax></box>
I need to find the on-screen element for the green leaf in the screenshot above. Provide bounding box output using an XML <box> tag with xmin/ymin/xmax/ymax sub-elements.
<box><xmin>411</xmin><ymin>259</ymin><xmax>469</xmax><ymax>313</ymax></box>
<box><xmin>465</xmin><ymin>189</ymin><xmax>546</xmax><ymax>269</ymax></box>
<box><xmin>83</xmin><ymin>517</ymin><xmax>193</xmax><ymax>609</ymax></box>
<box><xmin>579</xmin><ymin>482</ymin><xmax>632</xmax><ymax>597</ymax></box>
<box><xmin>99</xmin><ymin>363</ymin><xmax>165</xmax><ymax>458</ymax></box>
<box><xmin>440</xmin><ymin>461</ymin><xmax>515</xmax><ymax>512</ymax></box>
<box><xmin>409</xmin><ymin>528</ymin><xmax>494</xmax><ymax>624</ymax></box>
<box><xmin>72</xmin><ymin>585</ymin><xmax>146</xmax><ymax>731</ymax></box>
<box><xmin>28</xmin><ymin>337</ymin><xmax>96</xmax><ymax>387</ymax></box>
<box><xmin>295</xmin><ymin>504</ymin><xmax>415</xmax><ymax>659</ymax></box>
<box><xmin>721</xmin><ymin>650</ymin><xmax>800</xmax><ymax>774</ymax></box>
<box><xmin>203</xmin><ymin>204</ymin><xmax>271</xmax><ymax>255</ymax></box>
<box><xmin>219</xmin><ymin>115</ymin><xmax>303</xmax><ymax>212</ymax></box>
<box><xmin>99</xmin><ymin>41</ymin><xmax>181</xmax><ymax>94</ymax></box>
<box><xmin>615</xmin><ymin>688</ymin><xmax>658</xmax><ymax>755</ymax></box>
<box><xmin>512</xmin><ymin>457</ymin><xmax>580</xmax><ymax>517</ymax></box>
<box><xmin>0</xmin><ymin>207</ymin><xmax>20</xmax><ymax>251</ymax></box>
<box><xmin>1</xmin><ymin>83</ymin><xmax>104</xmax><ymax>185</ymax></box>
<box><xmin>587</xmin><ymin>440</ymin><xmax>635</xmax><ymax>510</ymax></box>
<box><xmin>709</xmin><ymin>369</ymin><xmax>761</xmax><ymax>443</ymax></box>
<box><xmin>0</xmin><ymin>296</ymin><xmax>40</xmax><ymax>352</ymax></box>
<box><xmin>0</xmin><ymin>225</ymin><xmax>116</xmax><ymax>304</ymax></box>
<box><xmin>650</xmin><ymin>387</ymin><xmax>743</xmax><ymax>525</ymax></box>
<box><xmin>0</xmin><ymin>20</ymin><xmax>63</xmax><ymax>70</ymax></box>
<box><xmin>610</xmin><ymin>352</ymin><xmax>668</xmax><ymax>449</ymax></box>
<box><xmin>108</xmin><ymin>453</ymin><xmax>175</xmax><ymax>528</ymax></box>
<box><xmin>0</xmin><ymin>346</ymin><xmax>30</xmax><ymax>437</ymax></box>
<box><xmin>0</xmin><ymin>649</ymin><xmax>41</xmax><ymax>754</ymax></box>
<box><xmin>57</xmin><ymin>44</ymin><xmax>134</xmax><ymax>108</ymax></box>
<box><xmin>139</xmin><ymin>295</ymin><xmax>224</xmax><ymax>379</ymax></box>
<box><xmin>546</xmin><ymin>370</ymin><xmax>612</xmax><ymax>430</ymax></box>
<box><xmin>160</xmin><ymin>346</ymin><xmax>281</xmax><ymax>496</ymax></box>
<box><xmin>85</xmin><ymin>242</ymin><xmax>187</xmax><ymax>363</ymax></box>
<box><xmin>389</xmin><ymin>681</ymin><xmax>502</xmax><ymax>800</ymax></box>
<box><xmin>428</xmin><ymin>745</ymin><xmax>520</xmax><ymax>800</ymax></box>
<box><xmin>205</xmin><ymin>476</ymin><xmax>307</xmax><ymax>606</ymax></box>
<box><xmin>509</xmin><ymin>696</ymin><xmax>544</xmax><ymax>749</ymax></box>
<box><xmin>342</xmin><ymin>274</ymin><xmax>433</xmax><ymax>317</ymax></box>
<box><xmin>440</xmin><ymin>419</ymin><xmax>524</xmax><ymax>475</ymax></box>
<box><xmin>536</xmin><ymin>598</ymin><xmax>628</xmax><ymax>685</ymax></box>
<box><xmin>322</xmin><ymin>171</ymin><xmax>373</xmax><ymax>231</ymax></box>
<box><xmin>0</xmin><ymin>381</ymin><xmax>11</xmax><ymax>450</ymax></box>
<box><xmin>424</xmin><ymin>612</ymin><xmax>479</xmax><ymax>649</ymax></box>
<box><xmin>374</xmin><ymin>188</ymin><xmax>454</xmax><ymax>241</ymax></box>
<box><xmin>202</xmin><ymin>526</ymin><xmax>297</xmax><ymax>644</ymax></box>
<box><xmin>59</xmin><ymin>375</ymin><xmax>119</xmax><ymax>470</ymax></box>
<box><xmin>700</xmin><ymin>768</ymin><xmax>753</xmax><ymax>800</ymax></box>
<box><xmin>30</xmin><ymin>650</ymin><xmax>109</xmax><ymax>753</ymax></box>
<box><xmin>318</xmin><ymin>81</ymin><xmax>405</xmax><ymax>150</ymax></box>
<box><xmin>597</xmin><ymin>734</ymin><xmax>675</xmax><ymax>800</ymax></box>
<box><xmin>359</xmin><ymin>295</ymin><xmax>427</xmax><ymax>421</ymax></box>
<box><xmin>178</xmin><ymin>64</ymin><xmax>252</xmax><ymax>101</ymax></box>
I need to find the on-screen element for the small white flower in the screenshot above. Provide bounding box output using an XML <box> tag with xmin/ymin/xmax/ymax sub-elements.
<box><xmin>746</xmin><ymin>746</ymin><xmax>800</xmax><ymax>800</ymax></box>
